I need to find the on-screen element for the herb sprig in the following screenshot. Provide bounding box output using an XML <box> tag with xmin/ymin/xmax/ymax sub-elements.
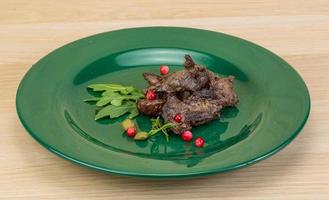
<box><xmin>134</xmin><ymin>117</ymin><xmax>174</xmax><ymax>141</ymax></box>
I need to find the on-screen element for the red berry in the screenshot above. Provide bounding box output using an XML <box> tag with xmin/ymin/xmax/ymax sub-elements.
<box><xmin>194</xmin><ymin>137</ymin><xmax>205</xmax><ymax>147</ymax></box>
<box><xmin>146</xmin><ymin>90</ymin><xmax>156</xmax><ymax>100</ymax></box>
<box><xmin>174</xmin><ymin>113</ymin><xmax>183</xmax><ymax>123</ymax></box>
<box><xmin>181</xmin><ymin>130</ymin><xmax>193</xmax><ymax>142</ymax></box>
<box><xmin>160</xmin><ymin>65</ymin><xmax>169</xmax><ymax>75</ymax></box>
<box><xmin>126</xmin><ymin>127</ymin><xmax>136</xmax><ymax>137</ymax></box>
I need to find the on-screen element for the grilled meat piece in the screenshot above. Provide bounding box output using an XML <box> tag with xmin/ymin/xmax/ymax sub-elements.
<box><xmin>184</xmin><ymin>55</ymin><xmax>195</xmax><ymax>69</ymax></box>
<box><xmin>180</xmin><ymin>75</ymin><xmax>238</xmax><ymax>107</ymax></box>
<box><xmin>157</xmin><ymin>69</ymin><xmax>208</xmax><ymax>93</ymax></box>
<box><xmin>137</xmin><ymin>54</ymin><xmax>238</xmax><ymax>134</ymax></box>
<box><xmin>191</xmin><ymin>88</ymin><xmax>217</xmax><ymax>100</ymax></box>
<box><xmin>143</xmin><ymin>55</ymin><xmax>209</xmax><ymax>93</ymax></box>
<box><xmin>137</xmin><ymin>99</ymin><xmax>165</xmax><ymax>117</ymax></box>
<box><xmin>162</xmin><ymin>95</ymin><xmax>221</xmax><ymax>134</ymax></box>
<box><xmin>143</xmin><ymin>73</ymin><xmax>162</xmax><ymax>86</ymax></box>
<box><xmin>209</xmin><ymin>75</ymin><xmax>239</xmax><ymax>107</ymax></box>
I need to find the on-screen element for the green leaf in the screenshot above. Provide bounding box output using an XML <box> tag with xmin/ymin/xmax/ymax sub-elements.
<box><xmin>130</xmin><ymin>92</ymin><xmax>143</xmax><ymax>99</ymax></box>
<box><xmin>161</xmin><ymin>123</ymin><xmax>174</xmax><ymax>130</ymax></box>
<box><xmin>120</xmin><ymin>90</ymin><xmax>129</xmax><ymax>95</ymax></box>
<box><xmin>148</xmin><ymin>118</ymin><xmax>173</xmax><ymax>141</ymax></box>
<box><xmin>102</xmin><ymin>91</ymin><xmax>142</xmax><ymax>101</ymax></box>
<box><xmin>128</xmin><ymin>107</ymin><xmax>139</xmax><ymax>119</ymax></box>
<box><xmin>111</xmin><ymin>99</ymin><xmax>123</xmax><ymax>106</ymax></box>
<box><xmin>148</xmin><ymin>129</ymin><xmax>160</xmax><ymax>136</ymax></box>
<box><xmin>86</xmin><ymin>83</ymin><xmax>144</xmax><ymax>120</ymax></box>
<box><xmin>84</xmin><ymin>97</ymin><xmax>101</xmax><ymax>102</ymax></box>
<box><xmin>97</xmin><ymin>91</ymin><xmax>142</xmax><ymax>107</ymax></box>
<box><xmin>88</xmin><ymin>84</ymin><xmax>126</xmax><ymax>92</ymax></box>
<box><xmin>95</xmin><ymin>105</ymin><xmax>126</xmax><ymax>120</ymax></box>
<box><xmin>96</xmin><ymin>96</ymin><xmax>112</xmax><ymax>107</ymax></box>
<box><xmin>101</xmin><ymin>90</ymin><xmax>119</xmax><ymax>97</ymax></box>
<box><xmin>151</xmin><ymin>117</ymin><xmax>162</xmax><ymax>129</ymax></box>
<box><xmin>87</xmin><ymin>84</ymin><xmax>142</xmax><ymax>95</ymax></box>
<box><xmin>125</xmin><ymin>86</ymin><xmax>135</xmax><ymax>93</ymax></box>
<box><xmin>95</xmin><ymin>102</ymin><xmax>136</xmax><ymax>120</ymax></box>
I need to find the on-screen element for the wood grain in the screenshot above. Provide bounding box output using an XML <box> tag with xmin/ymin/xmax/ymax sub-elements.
<box><xmin>0</xmin><ymin>1</ymin><xmax>328</xmax><ymax>199</ymax></box>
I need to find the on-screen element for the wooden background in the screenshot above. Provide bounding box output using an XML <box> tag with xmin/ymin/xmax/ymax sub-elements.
<box><xmin>1</xmin><ymin>1</ymin><xmax>328</xmax><ymax>199</ymax></box>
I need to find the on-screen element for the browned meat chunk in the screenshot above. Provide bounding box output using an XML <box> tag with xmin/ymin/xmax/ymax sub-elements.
<box><xmin>137</xmin><ymin>55</ymin><xmax>239</xmax><ymax>134</ymax></box>
<box><xmin>143</xmin><ymin>55</ymin><xmax>209</xmax><ymax>93</ymax></box>
<box><xmin>162</xmin><ymin>95</ymin><xmax>221</xmax><ymax>134</ymax></box>
<box><xmin>191</xmin><ymin>88</ymin><xmax>217</xmax><ymax>100</ymax></box>
<box><xmin>137</xmin><ymin>99</ymin><xmax>165</xmax><ymax>117</ymax></box>
<box><xmin>209</xmin><ymin>75</ymin><xmax>239</xmax><ymax>107</ymax></box>
<box><xmin>143</xmin><ymin>73</ymin><xmax>162</xmax><ymax>86</ymax></box>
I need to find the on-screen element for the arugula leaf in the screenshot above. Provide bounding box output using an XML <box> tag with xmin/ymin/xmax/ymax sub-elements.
<box><xmin>86</xmin><ymin>83</ymin><xmax>143</xmax><ymax>120</ymax></box>
<box><xmin>111</xmin><ymin>99</ymin><xmax>123</xmax><ymax>106</ymax></box>
<box><xmin>93</xmin><ymin>90</ymin><xmax>143</xmax><ymax>107</ymax></box>
<box><xmin>95</xmin><ymin>101</ymin><xmax>137</xmax><ymax>120</ymax></box>
<box><xmin>88</xmin><ymin>83</ymin><xmax>126</xmax><ymax>92</ymax></box>
<box><xmin>88</xmin><ymin>84</ymin><xmax>142</xmax><ymax>95</ymax></box>
<box><xmin>95</xmin><ymin>96</ymin><xmax>112</xmax><ymax>107</ymax></box>
<box><xmin>128</xmin><ymin>107</ymin><xmax>139</xmax><ymax>119</ymax></box>
<box><xmin>84</xmin><ymin>97</ymin><xmax>101</xmax><ymax>102</ymax></box>
<box><xmin>125</xmin><ymin>86</ymin><xmax>135</xmax><ymax>93</ymax></box>
<box><xmin>95</xmin><ymin>93</ymin><xmax>143</xmax><ymax>107</ymax></box>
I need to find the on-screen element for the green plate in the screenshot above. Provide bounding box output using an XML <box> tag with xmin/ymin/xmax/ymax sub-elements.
<box><xmin>16</xmin><ymin>27</ymin><xmax>310</xmax><ymax>178</ymax></box>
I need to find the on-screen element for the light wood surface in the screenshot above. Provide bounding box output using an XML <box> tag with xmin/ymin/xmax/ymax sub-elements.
<box><xmin>1</xmin><ymin>1</ymin><xmax>329</xmax><ymax>199</ymax></box>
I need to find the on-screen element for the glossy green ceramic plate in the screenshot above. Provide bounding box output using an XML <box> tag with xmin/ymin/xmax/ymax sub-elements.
<box><xmin>16</xmin><ymin>27</ymin><xmax>310</xmax><ymax>178</ymax></box>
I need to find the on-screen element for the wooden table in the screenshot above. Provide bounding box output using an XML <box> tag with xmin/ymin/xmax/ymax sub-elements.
<box><xmin>1</xmin><ymin>1</ymin><xmax>328</xmax><ymax>199</ymax></box>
